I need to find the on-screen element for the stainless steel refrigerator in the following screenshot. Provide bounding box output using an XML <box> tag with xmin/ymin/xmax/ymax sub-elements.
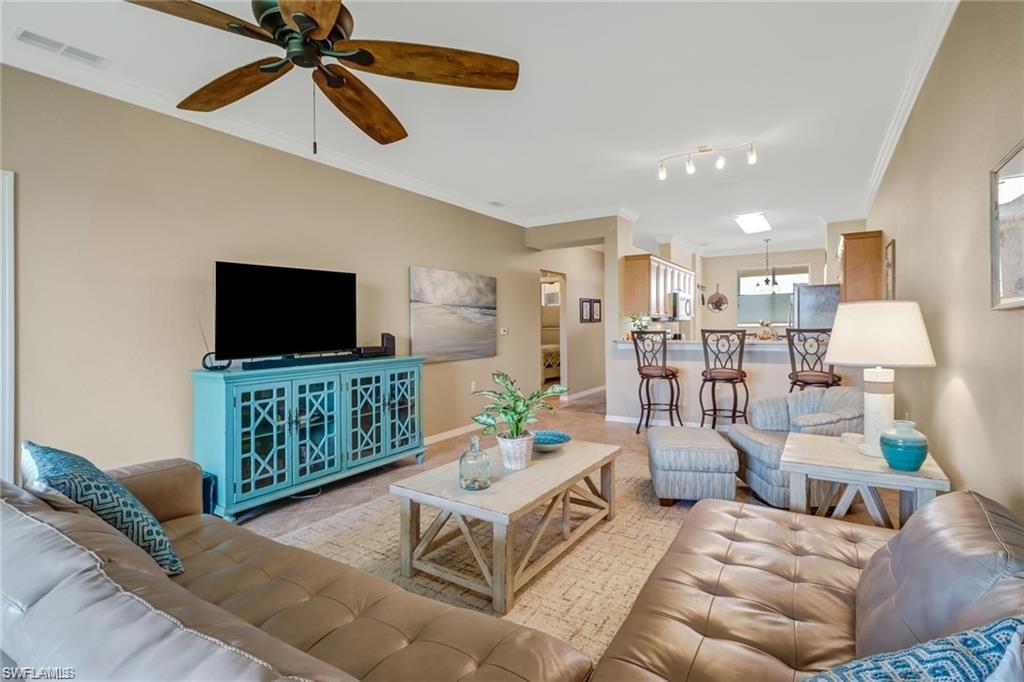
<box><xmin>792</xmin><ymin>284</ymin><xmax>840</xmax><ymax>328</ymax></box>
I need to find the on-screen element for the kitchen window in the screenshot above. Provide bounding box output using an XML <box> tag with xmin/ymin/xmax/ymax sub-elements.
<box><xmin>736</xmin><ymin>265</ymin><xmax>811</xmax><ymax>325</ymax></box>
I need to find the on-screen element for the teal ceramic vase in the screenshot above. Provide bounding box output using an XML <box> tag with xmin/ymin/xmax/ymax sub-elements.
<box><xmin>879</xmin><ymin>420</ymin><xmax>928</xmax><ymax>472</ymax></box>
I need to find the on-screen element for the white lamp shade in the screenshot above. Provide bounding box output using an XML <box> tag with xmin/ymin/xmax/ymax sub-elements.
<box><xmin>824</xmin><ymin>301</ymin><xmax>936</xmax><ymax>367</ymax></box>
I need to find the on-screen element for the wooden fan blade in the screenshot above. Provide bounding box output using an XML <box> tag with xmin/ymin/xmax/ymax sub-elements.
<box><xmin>178</xmin><ymin>58</ymin><xmax>293</xmax><ymax>112</ymax></box>
<box><xmin>279</xmin><ymin>0</ymin><xmax>341</xmax><ymax>41</ymax></box>
<box><xmin>124</xmin><ymin>1</ymin><xmax>274</xmax><ymax>43</ymax></box>
<box><xmin>333</xmin><ymin>40</ymin><xmax>519</xmax><ymax>90</ymax></box>
<box><xmin>313</xmin><ymin>64</ymin><xmax>407</xmax><ymax>145</ymax></box>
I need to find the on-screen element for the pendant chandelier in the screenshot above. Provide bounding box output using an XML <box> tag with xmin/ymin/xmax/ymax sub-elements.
<box><xmin>754</xmin><ymin>238</ymin><xmax>781</xmax><ymax>294</ymax></box>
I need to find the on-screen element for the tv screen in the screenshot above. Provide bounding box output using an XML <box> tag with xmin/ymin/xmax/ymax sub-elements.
<box><xmin>215</xmin><ymin>262</ymin><xmax>356</xmax><ymax>360</ymax></box>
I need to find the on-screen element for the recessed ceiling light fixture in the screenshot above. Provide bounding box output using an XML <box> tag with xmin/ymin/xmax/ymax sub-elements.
<box><xmin>657</xmin><ymin>141</ymin><xmax>758</xmax><ymax>179</ymax></box>
<box><xmin>734</xmin><ymin>212</ymin><xmax>772</xmax><ymax>234</ymax></box>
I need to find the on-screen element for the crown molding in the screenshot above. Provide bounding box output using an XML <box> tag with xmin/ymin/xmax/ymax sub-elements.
<box><xmin>520</xmin><ymin>204</ymin><xmax>640</xmax><ymax>228</ymax></box>
<box><xmin>1</xmin><ymin>46</ymin><xmax>538</xmax><ymax>228</ymax></box>
<box><xmin>697</xmin><ymin>238</ymin><xmax>823</xmax><ymax>258</ymax></box>
<box><xmin>861</xmin><ymin>0</ymin><xmax>958</xmax><ymax>215</ymax></box>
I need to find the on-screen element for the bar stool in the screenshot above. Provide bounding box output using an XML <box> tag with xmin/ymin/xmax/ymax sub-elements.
<box><xmin>699</xmin><ymin>329</ymin><xmax>749</xmax><ymax>428</ymax></box>
<box><xmin>785</xmin><ymin>328</ymin><xmax>842</xmax><ymax>392</ymax></box>
<box><xmin>632</xmin><ymin>331</ymin><xmax>683</xmax><ymax>434</ymax></box>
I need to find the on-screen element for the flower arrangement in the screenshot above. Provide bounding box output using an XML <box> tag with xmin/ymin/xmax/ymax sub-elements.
<box><xmin>629</xmin><ymin>313</ymin><xmax>652</xmax><ymax>332</ymax></box>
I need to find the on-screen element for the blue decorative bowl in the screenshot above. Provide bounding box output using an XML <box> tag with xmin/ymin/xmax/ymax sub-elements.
<box><xmin>880</xmin><ymin>420</ymin><xmax>928</xmax><ymax>472</ymax></box>
<box><xmin>533</xmin><ymin>430</ymin><xmax>572</xmax><ymax>452</ymax></box>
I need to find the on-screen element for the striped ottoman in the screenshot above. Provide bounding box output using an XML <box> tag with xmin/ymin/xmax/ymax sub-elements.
<box><xmin>647</xmin><ymin>427</ymin><xmax>738</xmax><ymax>505</ymax></box>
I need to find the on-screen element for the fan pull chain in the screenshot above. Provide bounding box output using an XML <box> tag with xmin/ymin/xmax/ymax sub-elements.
<box><xmin>312</xmin><ymin>80</ymin><xmax>318</xmax><ymax>155</ymax></box>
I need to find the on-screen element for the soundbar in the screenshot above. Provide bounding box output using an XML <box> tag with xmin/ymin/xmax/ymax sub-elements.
<box><xmin>241</xmin><ymin>353</ymin><xmax>360</xmax><ymax>370</ymax></box>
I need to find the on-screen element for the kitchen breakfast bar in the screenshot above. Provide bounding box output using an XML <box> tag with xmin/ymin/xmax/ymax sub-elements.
<box><xmin>605</xmin><ymin>339</ymin><xmax>848</xmax><ymax>427</ymax></box>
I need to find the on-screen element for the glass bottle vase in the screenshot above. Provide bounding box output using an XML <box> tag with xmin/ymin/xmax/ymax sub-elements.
<box><xmin>459</xmin><ymin>436</ymin><xmax>490</xmax><ymax>491</ymax></box>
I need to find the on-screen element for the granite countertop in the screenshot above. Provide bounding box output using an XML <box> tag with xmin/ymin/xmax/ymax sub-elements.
<box><xmin>612</xmin><ymin>339</ymin><xmax>788</xmax><ymax>350</ymax></box>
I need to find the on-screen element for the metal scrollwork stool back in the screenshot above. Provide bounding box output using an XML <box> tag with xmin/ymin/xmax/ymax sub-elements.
<box><xmin>632</xmin><ymin>331</ymin><xmax>683</xmax><ymax>434</ymax></box>
<box><xmin>699</xmin><ymin>329</ymin><xmax>749</xmax><ymax>428</ymax></box>
<box><xmin>785</xmin><ymin>328</ymin><xmax>842</xmax><ymax>392</ymax></box>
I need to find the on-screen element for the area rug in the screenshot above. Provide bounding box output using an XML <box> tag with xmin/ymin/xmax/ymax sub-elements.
<box><xmin>277</xmin><ymin>451</ymin><xmax>690</xmax><ymax>660</ymax></box>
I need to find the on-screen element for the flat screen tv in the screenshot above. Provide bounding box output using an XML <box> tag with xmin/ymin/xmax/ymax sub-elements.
<box><xmin>215</xmin><ymin>262</ymin><xmax>356</xmax><ymax>360</ymax></box>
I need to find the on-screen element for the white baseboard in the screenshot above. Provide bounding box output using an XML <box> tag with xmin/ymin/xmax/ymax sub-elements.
<box><xmin>559</xmin><ymin>384</ymin><xmax>605</xmax><ymax>402</ymax></box>
<box><xmin>424</xmin><ymin>422</ymin><xmax>483</xmax><ymax>446</ymax></box>
<box><xmin>604</xmin><ymin>414</ymin><xmax>735</xmax><ymax>431</ymax></box>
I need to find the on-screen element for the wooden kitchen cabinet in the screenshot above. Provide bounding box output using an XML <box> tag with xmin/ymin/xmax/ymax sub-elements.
<box><xmin>838</xmin><ymin>230</ymin><xmax>883</xmax><ymax>302</ymax></box>
<box><xmin>623</xmin><ymin>254</ymin><xmax>695</xmax><ymax>319</ymax></box>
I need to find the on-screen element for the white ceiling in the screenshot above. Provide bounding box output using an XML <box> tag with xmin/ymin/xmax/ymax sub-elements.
<box><xmin>1</xmin><ymin>1</ymin><xmax>955</xmax><ymax>255</ymax></box>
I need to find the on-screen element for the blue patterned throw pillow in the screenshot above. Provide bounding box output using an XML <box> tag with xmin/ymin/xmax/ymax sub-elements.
<box><xmin>810</xmin><ymin>618</ymin><xmax>1024</xmax><ymax>681</ymax></box>
<box><xmin>21</xmin><ymin>441</ymin><xmax>183</xmax><ymax>575</ymax></box>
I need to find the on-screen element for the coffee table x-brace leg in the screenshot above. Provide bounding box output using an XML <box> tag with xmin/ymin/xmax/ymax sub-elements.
<box><xmin>399</xmin><ymin>460</ymin><xmax>617</xmax><ymax>614</ymax></box>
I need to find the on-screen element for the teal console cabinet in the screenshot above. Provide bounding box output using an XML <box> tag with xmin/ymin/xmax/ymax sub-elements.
<box><xmin>192</xmin><ymin>356</ymin><xmax>425</xmax><ymax>521</ymax></box>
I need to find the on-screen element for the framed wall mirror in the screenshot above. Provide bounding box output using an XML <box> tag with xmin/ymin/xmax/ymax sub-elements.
<box><xmin>991</xmin><ymin>138</ymin><xmax>1024</xmax><ymax>309</ymax></box>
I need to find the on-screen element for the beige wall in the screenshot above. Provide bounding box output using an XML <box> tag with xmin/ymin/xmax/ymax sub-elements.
<box><xmin>867</xmin><ymin>2</ymin><xmax>1024</xmax><ymax>514</ymax></box>
<box><xmin>825</xmin><ymin>219</ymin><xmax>867</xmax><ymax>284</ymax></box>
<box><xmin>698</xmin><ymin>248</ymin><xmax>827</xmax><ymax>329</ymax></box>
<box><xmin>1</xmin><ymin>66</ymin><xmax>604</xmax><ymax>470</ymax></box>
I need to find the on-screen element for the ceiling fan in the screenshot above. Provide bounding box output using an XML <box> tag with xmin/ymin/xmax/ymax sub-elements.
<box><xmin>124</xmin><ymin>1</ymin><xmax>520</xmax><ymax>144</ymax></box>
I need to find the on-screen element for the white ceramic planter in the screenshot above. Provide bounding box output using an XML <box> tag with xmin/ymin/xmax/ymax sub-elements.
<box><xmin>497</xmin><ymin>432</ymin><xmax>534</xmax><ymax>470</ymax></box>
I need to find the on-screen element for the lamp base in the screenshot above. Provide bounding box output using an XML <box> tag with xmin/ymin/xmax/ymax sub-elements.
<box><xmin>858</xmin><ymin>442</ymin><xmax>884</xmax><ymax>458</ymax></box>
<box><xmin>861</xmin><ymin>366</ymin><xmax>895</xmax><ymax>459</ymax></box>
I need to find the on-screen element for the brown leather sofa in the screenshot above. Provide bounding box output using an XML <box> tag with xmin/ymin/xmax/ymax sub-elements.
<box><xmin>592</xmin><ymin>490</ymin><xmax>1024</xmax><ymax>681</ymax></box>
<box><xmin>1</xmin><ymin>458</ymin><xmax>593</xmax><ymax>681</ymax></box>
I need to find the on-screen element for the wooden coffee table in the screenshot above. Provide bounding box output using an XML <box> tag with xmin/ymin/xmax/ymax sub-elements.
<box><xmin>781</xmin><ymin>432</ymin><xmax>950</xmax><ymax>529</ymax></box>
<box><xmin>389</xmin><ymin>440</ymin><xmax>621</xmax><ymax>613</ymax></box>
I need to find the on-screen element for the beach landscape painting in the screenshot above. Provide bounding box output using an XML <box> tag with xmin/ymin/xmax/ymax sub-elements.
<box><xmin>410</xmin><ymin>266</ymin><xmax>497</xmax><ymax>363</ymax></box>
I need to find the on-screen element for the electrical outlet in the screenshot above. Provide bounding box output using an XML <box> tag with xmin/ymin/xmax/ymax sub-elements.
<box><xmin>470</xmin><ymin>380</ymin><xmax>477</xmax><ymax>392</ymax></box>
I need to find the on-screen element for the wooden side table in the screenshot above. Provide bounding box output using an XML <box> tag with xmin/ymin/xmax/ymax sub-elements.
<box><xmin>780</xmin><ymin>432</ymin><xmax>950</xmax><ymax>529</ymax></box>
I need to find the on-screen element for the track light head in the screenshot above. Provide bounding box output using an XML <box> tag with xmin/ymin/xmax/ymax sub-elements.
<box><xmin>658</xmin><ymin>161</ymin><xmax>667</xmax><ymax>181</ymax></box>
<box><xmin>715</xmin><ymin>154</ymin><xmax>726</xmax><ymax>170</ymax></box>
<box><xmin>685</xmin><ymin>156</ymin><xmax>695</xmax><ymax>175</ymax></box>
<box><xmin>747</xmin><ymin>144</ymin><xmax>758</xmax><ymax>165</ymax></box>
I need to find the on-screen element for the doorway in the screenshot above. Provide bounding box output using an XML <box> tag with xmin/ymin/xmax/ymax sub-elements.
<box><xmin>539</xmin><ymin>270</ymin><xmax>567</xmax><ymax>390</ymax></box>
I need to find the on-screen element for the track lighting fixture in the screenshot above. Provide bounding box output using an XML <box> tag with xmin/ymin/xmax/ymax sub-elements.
<box><xmin>656</xmin><ymin>141</ymin><xmax>758</xmax><ymax>179</ymax></box>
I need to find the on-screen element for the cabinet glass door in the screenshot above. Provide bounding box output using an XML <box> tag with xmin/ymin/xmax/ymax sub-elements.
<box><xmin>234</xmin><ymin>382</ymin><xmax>291</xmax><ymax>501</ymax></box>
<box><xmin>345</xmin><ymin>371</ymin><xmax>386</xmax><ymax>467</ymax></box>
<box><xmin>293</xmin><ymin>377</ymin><xmax>340</xmax><ymax>483</ymax></box>
<box><xmin>388</xmin><ymin>367</ymin><xmax>421</xmax><ymax>454</ymax></box>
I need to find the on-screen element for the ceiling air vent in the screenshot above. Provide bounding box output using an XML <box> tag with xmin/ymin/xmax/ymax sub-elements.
<box><xmin>60</xmin><ymin>45</ymin><xmax>107</xmax><ymax>67</ymax></box>
<box><xmin>15</xmin><ymin>29</ymin><xmax>63</xmax><ymax>53</ymax></box>
<box><xmin>13</xmin><ymin>27</ymin><xmax>108</xmax><ymax>67</ymax></box>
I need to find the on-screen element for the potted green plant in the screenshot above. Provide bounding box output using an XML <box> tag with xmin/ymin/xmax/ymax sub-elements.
<box><xmin>472</xmin><ymin>372</ymin><xmax>568</xmax><ymax>470</ymax></box>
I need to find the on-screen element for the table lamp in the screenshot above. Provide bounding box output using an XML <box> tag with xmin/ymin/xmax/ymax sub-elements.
<box><xmin>824</xmin><ymin>301</ymin><xmax>935</xmax><ymax>457</ymax></box>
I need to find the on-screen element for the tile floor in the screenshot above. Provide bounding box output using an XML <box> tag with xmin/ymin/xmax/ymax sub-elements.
<box><xmin>241</xmin><ymin>400</ymin><xmax>897</xmax><ymax>537</ymax></box>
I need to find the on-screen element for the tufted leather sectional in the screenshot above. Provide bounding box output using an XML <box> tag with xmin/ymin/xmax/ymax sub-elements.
<box><xmin>1</xmin><ymin>458</ymin><xmax>593</xmax><ymax>681</ymax></box>
<box><xmin>592</xmin><ymin>491</ymin><xmax>1024</xmax><ymax>680</ymax></box>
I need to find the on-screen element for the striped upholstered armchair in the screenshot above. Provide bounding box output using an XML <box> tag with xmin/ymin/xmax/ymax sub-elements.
<box><xmin>727</xmin><ymin>387</ymin><xmax>863</xmax><ymax>508</ymax></box>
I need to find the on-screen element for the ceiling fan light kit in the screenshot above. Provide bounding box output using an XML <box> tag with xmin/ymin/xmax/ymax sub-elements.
<box><xmin>125</xmin><ymin>0</ymin><xmax>520</xmax><ymax>145</ymax></box>
<box><xmin>657</xmin><ymin>141</ymin><xmax>758</xmax><ymax>180</ymax></box>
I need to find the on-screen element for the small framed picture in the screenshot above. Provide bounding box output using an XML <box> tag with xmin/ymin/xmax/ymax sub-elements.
<box><xmin>884</xmin><ymin>239</ymin><xmax>896</xmax><ymax>300</ymax></box>
<box><xmin>580</xmin><ymin>298</ymin><xmax>592</xmax><ymax>322</ymax></box>
<box><xmin>592</xmin><ymin>299</ymin><xmax>602</xmax><ymax>322</ymax></box>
